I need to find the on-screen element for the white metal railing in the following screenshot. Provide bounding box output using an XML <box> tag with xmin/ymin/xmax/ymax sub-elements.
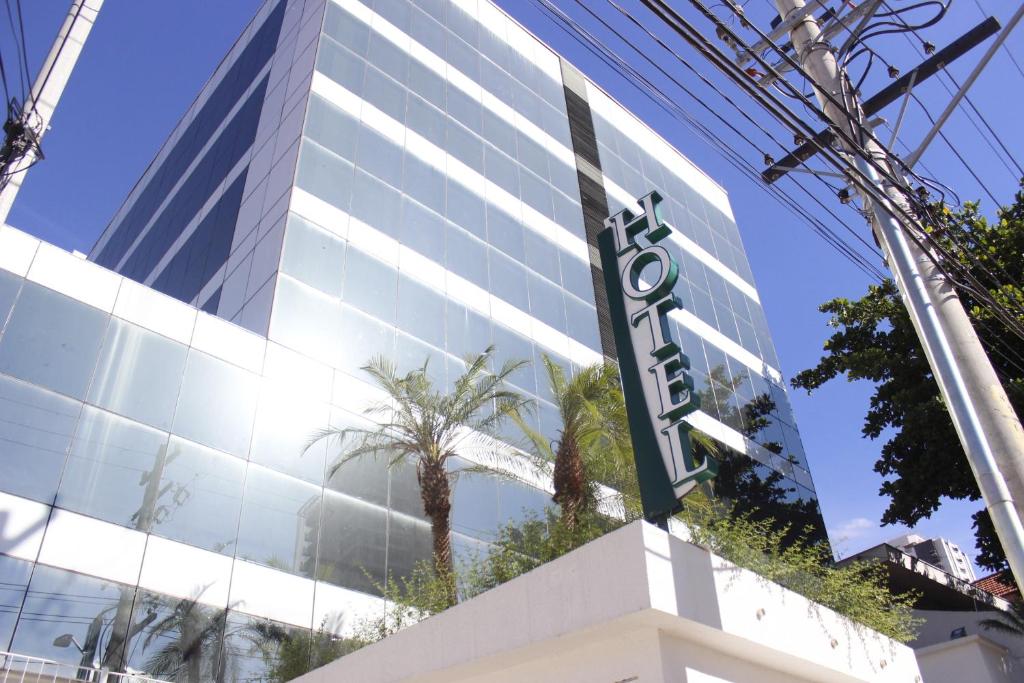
<box><xmin>0</xmin><ymin>652</ymin><xmax>170</xmax><ymax>683</ymax></box>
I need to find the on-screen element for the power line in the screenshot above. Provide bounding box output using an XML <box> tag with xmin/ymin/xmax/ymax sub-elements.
<box><xmin>533</xmin><ymin>0</ymin><xmax>887</xmax><ymax>280</ymax></box>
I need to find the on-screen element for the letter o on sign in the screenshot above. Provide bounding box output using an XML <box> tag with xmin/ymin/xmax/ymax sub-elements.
<box><xmin>621</xmin><ymin>245</ymin><xmax>679</xmax><ymax>302</ymax></box>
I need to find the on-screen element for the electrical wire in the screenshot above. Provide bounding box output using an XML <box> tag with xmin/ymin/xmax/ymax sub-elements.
<box><xmin>637</xmin><ymin>0</ymin><xmax>1024</xmax><ymax>343</ymax></box>
<box><xmin>536</xmin><ymin>0</ymin><xmax>887</xmax><ymax>279</ymax></box>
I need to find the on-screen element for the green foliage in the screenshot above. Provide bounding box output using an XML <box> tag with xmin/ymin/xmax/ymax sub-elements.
<box><xmin>793</xmin><ymin>185</ymin><xmax>1024</xmax><ymax>571</ymax></box>
<box><xmin>250</xmin><ymin>618</ymin><xmax>365</xmax><ymax>683</ymax></box>
<box><xmin>679</xmin><ymin>492</ymin><xmax>920</xmax><ymax>642</ymax></box>
<box><xmin>354</xmin><ymin>500</ymin><xmax>918</xmax><ymax>645</ymax></box>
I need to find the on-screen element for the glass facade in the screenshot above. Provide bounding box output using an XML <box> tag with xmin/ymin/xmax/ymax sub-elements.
<box><xmin>0</xmin><ymin>0</ymin><xmax>824</xmax><ymax>679</ymax></box>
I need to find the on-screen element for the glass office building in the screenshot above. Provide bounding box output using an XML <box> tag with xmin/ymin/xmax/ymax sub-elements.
<box><xmin>0</xmin><ymin>0</ymin><xmax>823</xmax><ymax>679</ymax></box>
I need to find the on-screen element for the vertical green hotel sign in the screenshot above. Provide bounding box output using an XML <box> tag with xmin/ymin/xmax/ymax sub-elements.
<box><xmin>598</xmin><ymin>190</ymin><xmax>717</xmax><ymax>521</ymax></box>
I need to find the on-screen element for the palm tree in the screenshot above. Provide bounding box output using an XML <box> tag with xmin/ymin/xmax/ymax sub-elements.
<box><xmin>519</xmin><ymin>356</ymin><xmax>720</xmax><ymax>529</ymax></box>
<box><xmin>140</xmin><ymin>595</ymin><xmax>229</xmax><ymax>683</ymax></box>
<box><xmin>514</xmin><ymin>357</ymin><xmax>629</xmax><ymax>531</ymax></box>
<box><xmin>980</xmin><ymin>603</ymin><xmax>1024</xmax><ymax>637</ymax></box>
<box><xmin>311</xmin><ymin>346</ymin><xmax>529</xmax><ymax>604</ymax></box>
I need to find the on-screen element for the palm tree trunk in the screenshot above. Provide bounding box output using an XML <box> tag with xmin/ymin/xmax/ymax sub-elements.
<box><xmin>553</xmin><ymin>431</ymin><xmax>586</xmax><ymax>532</ymax></box>
<box><xmin>418</xmin><ymin>459</ymin><xmax>455</xmax><ymax>604</ymax></box>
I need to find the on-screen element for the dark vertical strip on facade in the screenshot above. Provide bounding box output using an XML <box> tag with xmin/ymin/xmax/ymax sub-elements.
<box><xmin>559</xmin><ymin>60</ymin><xmax>617</xmax><ymax>362</ymax></box>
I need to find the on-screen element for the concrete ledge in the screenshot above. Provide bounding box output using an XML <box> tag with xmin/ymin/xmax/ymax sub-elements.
<box><xmin>295</xmin><ymin>521</ymin><xmax>921</xmax><ymax>683</ymax></box>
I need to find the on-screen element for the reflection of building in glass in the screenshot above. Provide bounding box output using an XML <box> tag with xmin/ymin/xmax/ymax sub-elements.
<box><xmin>0</xmin><ymin>0</ymin><xmax>824</xmax><ymax>679</ymax></box>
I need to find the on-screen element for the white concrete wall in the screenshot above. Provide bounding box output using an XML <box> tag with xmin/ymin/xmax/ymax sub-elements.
<box><xmin>293</xmin><ymin>521</ymin><xmax>921</xmax><ymax>683</ymax></box>
<box><xmin>915</xmin><ymin>635</ymin><xmax>1013</xmax><ymax>683</ymax></box>
<box><xmin>911</xmin><ymin>609</ymin><xmax>1023</xmax><ymax>681</ymax></box>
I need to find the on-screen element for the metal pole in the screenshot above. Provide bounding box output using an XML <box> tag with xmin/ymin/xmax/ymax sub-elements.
<box><xmin>772</xmin><ymin>0</ymin><xmax>1024</xmax><ymax>587</ymax></box>
<box><xmin>0</xmin><ymin>0</ymin><xmax>104</xmax><ymax>225</ymax></box>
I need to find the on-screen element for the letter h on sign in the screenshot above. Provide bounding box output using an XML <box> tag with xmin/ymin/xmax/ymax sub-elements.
<box><xmin>599</xmin><ymin>191</ymin><xmax>716</xmax><ymax>521</ymax></box>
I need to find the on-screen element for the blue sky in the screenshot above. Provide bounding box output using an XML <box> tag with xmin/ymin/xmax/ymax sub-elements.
<box><xmin>6</xmin><ymin>0</ymin><xmax>1022</xmax><ymax>571</ymax></box>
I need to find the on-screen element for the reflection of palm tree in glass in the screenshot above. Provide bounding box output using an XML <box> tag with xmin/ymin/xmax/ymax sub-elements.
<box><xmin>101</xmin><ymin>443</ymin><xmax>191</xmax><ymax>672</ymax></box>
<box><xmin>140</xmin><ymin>594</ymin><xmax>229</xmax><ymax>683</ymax></box>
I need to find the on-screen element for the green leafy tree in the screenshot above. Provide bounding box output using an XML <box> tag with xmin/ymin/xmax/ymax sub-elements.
<box><xmin>792</xmin><ymin>187</ymin><xmax>1024</xmax><ymax>571</ymax></box>
<box><xmin>310</xmin><ymin>346</ymin><xmax>529</xmax><ymax>605</ymax></box>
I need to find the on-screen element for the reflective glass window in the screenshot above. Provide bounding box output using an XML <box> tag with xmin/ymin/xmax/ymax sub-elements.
<box><xmin>317</xmin><ymin>490</ymin><xmax>387</xmax><ymax>594</ymax></box>
<box><xmin>323</xmin><ymin>3</ymin><xmax>369</xmax><ymax>56</ymax></box>
<box><xmin>445</xmin><ymin>86</ymin><xmax>481</xmax><ymax>135</ymax></box>
<box><xmin>0</xmin><ymin>269</ymin><xmax>21</xmax><ymax>328</ymax></box>
<box><xmin>445</xmin><ymin>224</ymin><xmax>488</xmax><ymax>289</ymax></box>
<box><xmin>325</xmin><ymin>408</ymin><xmax>389</xmax><ymax>506</ymax></box>
<box><xmin>409</xmin><ymin>6</ymin><xmax>444</xmax><ymax>54</ymax></box>
<box><xmin>483</xmin><ymin>143</ymin><xmax>519</xmax><ymax>198</ymax></box>
<box><xmin>250</xmin><ymin>387</ymin><xmax>329</xmax><ymax>485</ymax></box>
<box><xmin>402</xmin><ymin>153</ymin><xmax>445</xmax><ymax>216</ymax></box>
<box><xmin>449</xmin><ymin>458</ymin><xmax>499</xmax><ymax>541</ymax></box>
<box><xmin>0</xmin><ymin>282</ymin><xmax>108</xmax><ymax>400</ymax></box>
<box><xmin>367</xmin><ymin>32</ymin><xmax>408</xmax><ymax>84</ymax></box>
<box><xmin>406</xmin><ymin>93</ymin><xmax>445</xmax><ymax>148</ymax></box>
<box><xmin>490</xmin><ymin>325</ymin><xmax>535</xmax><ymax>394</ymax></box>
<box><xmin>407</xmin><ymin>60</ymin><xmax>444</xmax><ymax>111</ymax></box>
<box><xmin>486</xmin><ymin>204</ymin><xmax>524</xmax><ymax>262</ymax></box>
<box><xmin>499</xmin><ymin>479</ymin><xmax>550</xmax><ymax>527</ymax></box>
<box><xmin>386</xmin><ymin>512</ymin><xmax>432</xmax><ymax>586</ymax></box>
<box><xmin>399</xmin><ymin>198</ymin><xmax>445</xmax><ymax>263</ymax></box>
<box><xmin>270</xmin><ymin>275</ymin><xmax>344</xmax><ymax>367</ymax></box>
<box><xmin>236</xmin><ymin>465</ymin><xmax>321</xmax><ymax>577</ymax></box>
<box><xmin>527</xmin><ymin>273</ymin><xmax>566</xmax><ymax>333</ymax></box>
<box><xmin>342</xmin><ymin>247</ymin><xmax>397</xmax><ymax>325</ymax></box>
<box><xmin>445</xmin><ymin>119</ymin><xmax>483</xmax><ymax>174</ymax></box>
<box><xmin>304</xmin><ymin>95</ymin><xmax>358</xmax><ymax>162</ymax></box>
<box><xmin>316</xmin><ymin>34</ymin><xmax>366</xmax><ymax>93</ymax></box>
<box><xmin>151</xmin><ymin>437</ymin><xmax>245</xmax><ymax>556</ymax></box>
<box><xmin>57</xmin><ymin>407</ymin><xmax>169</xmax><ymax>529</ymax></box>
<box><xmin>396</xmin><ymin>275</ymin><xmax>445</xmax><ymax>349</ymax></box>
<box><xmin>445</xmin><ymin>301</ymin><xmax>490</xmax><ymax>361</ymax></box>
<box><xmin>362</xmin><ymin>66</ymin><xmax>406</xmax><ymax>123</ymax></box>
<box><xmin>354</xmin><ymin>127</ymin><xmax>403</xmax><ymax>190</ymax></box>
<box><xmin>445</xmin><ymin>179</ymin><xmax>486</xmax><ymax>238</ymax></box>
<box><xmin>523</xmin><ymin>229</ymin><xmax>561</xmax><ymax>287</ymax></box>
<box><xmin>0</xmin><ymin>554</ymin><xmax>30</xmax><ymax>651</ymax></box>
<box><xmin>88</xmin><ymin>319</ymin><xmax>187</xmax><ymax>431</ymax></box>
<box><xmin>172</xmin><ymin>350</ymin><xmax>259</xmax><ymax>457</ymax></box>
<box><xmin>11</xmin><ymin>565</ymin><xmax>134</xmax><ymax>667</ymax></box>
<box><xmin>336</xmin><ymin>305</ymin><xmax>396</xmax><ymax>377</ymax></box>
<box><xmin>296</xmin><ymin>139</ymin><xmax>354</xmax><ymax>212</ymax></box>
<box><xmin>280</xmin><ymin>214</ymin><xmax>346</xmax><ymax>297</ymax></box>
<box><xmin>395</xmin><ymin>332</ymin><xmax>446</xmax><ymax>389</ymax></box>
<box><xmin>351</xmin><ymin>170</ymin><xmax>402</xmax><ymax>240</ymax></box>
<box><xmin>0</xmin><ymin>375</ymin><xmax>80</xmax><ymax>503</ymax></box>
<box><xmin>488</xmin><ymin>249</ymin><xmax>529</xmax><ymax>312</ymax></box>
<box><xmin>126</xmin><ymin>590</ymin><xmax>226</xmax><ymax>683</ymax></box>
<box><xmin>221</xmin><ymin>613</ymin><xmax>309</xmax><ymax>683</ymax></box>
<box><xmin>564</xmin><ymin>294</ymin><xmax>600</xmax><ymax>353</ymax></box>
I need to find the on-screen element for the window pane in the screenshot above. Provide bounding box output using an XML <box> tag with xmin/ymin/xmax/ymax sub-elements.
<box><xmin>336</xmin><ymin>305</ymin><xmax>395</xmax><ymax>378</ymax></box>
<box><xmin>236</xmin><ymin>465</ymin><xmax>321</xmax><ymax>577</ymax></box>
<box><xmin>0</xmin><ymin>375</ymin><xmax>80</xmax><ymax>503</ymax></box>
<box><xmin>445</xmin><ymin>301</ymin><xmax>490</xmax><ymax>361</ymax></box>
<box><xmin>295</xmin><ymin>139</ymin><xmax>354</xmax><ymax>212</ymax></box>
<box><xmin>304</xmin><ymin>94</ymin><xmax>358</xmax><ymax>162</ymax></box>
<box><xmin>250</xmin><ymin>388</ymin><xmax>329</xmax><ymax>485</ymax></box>
<box><xmin>280</xmin><ymin>213</ymin><xmax>346</xmax><ymax>297</ymax></box>
<box><xmin>317</xmin><ymin>491</ymin><xmax>387</xmax><ymax>594</ymax></box>
<box><xmin>499</xmin><ymin>479</ymin><xmax>551</xmax><ymax>527</ymax></box>
<box><xmin>152</xmin><ymin>437</ymin><xmax>245</xmax><ymax>556</ymax></box>
<box><xmin>126</xmin><ymin>590</ymin><xmax>226</xmax><ymax>683</ymax></box>
<box><xmin>399</xmin><ymin>198</ymin><xmax>445</xmax><ymax>263</ymax></box>
<box><xmin>386</xmin><ymin>512</ymin><xmax>432</xmax><ymax>587</ymax></box>
<box><xmin>342</xmin><ymin>247</ymin><xmax>397</xmax><ymax>324</ymax></box>
<box><xmin>0</xmin><ymin>282</ymin><xmax>109</xmax><ymax>400</ymax></box>
<box><xmin>0</xmin><ymin>269</ymin><xmax>21</xmax><ymax>327</ymax></box>
<box><xmin>388</xmin><ymin>457</ymin><xmax>424</xmax><ymax>519</ymax></box>
<box><xmin>11</xmin><ymin>565</ymin><xmax>134</xmax><ymax>667</ymax></box>
<box><xmin>0</xmin><ymin>554</ymin><xmax>31</xmax><ymax>651</ymax></box>
<box><xmin>221</xmin><ymin>613</ymin><xmax>309</xmax><ymax>683</ymax></box>
<box><xmin>449</xmin><ymin>457</ymin><xmax>499</xmax><ymax>541</ymax></box>
<box><xmin>396</xmin><ymin>275</ymin><xmax>445</xmax><ymax>349</ymax></box>
<box><xmin>56</xmin><ymin>407</ymin><xmax>169</xmax><ymax>529</ymax></box>
<box><xmin>89</xmin><ymin>319</ymin><xmax>187</xmax><ymax>431</ymax></box>
<box><xmin>270</xmin><ymin>275</ymin><xmax>344</xmax><ymax>367</ymax></box>
<box><xmin>172</xmin><ymin>351</ymin><xmax>259</xmax><ymax>457</ymax></box>
<box><xmin>325</xmin><ymin>409</ymin><xmax>389</xmax><ymax>505</ymax></box>
<box><xmin>445</xmin><ymin>224</ymin><xmax>488</xmax><ymax>289</ymax></box>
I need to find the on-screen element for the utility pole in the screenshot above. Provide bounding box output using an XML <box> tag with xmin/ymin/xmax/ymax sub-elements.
<box><xmin>0</xmin><ymin>0</ymin><xmax>104</xmax><ymax>225</ymax></box>
<box><xmin>769</xmin><ymin>0</ymin><xmax>1024</xmax><ymax>588</ymax></box>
